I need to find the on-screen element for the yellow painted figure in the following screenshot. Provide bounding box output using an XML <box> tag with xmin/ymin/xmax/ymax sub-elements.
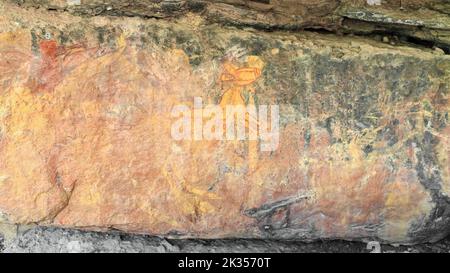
<box><xmin>219</xmin><ymin>56</ymin><xmax>265</xmax><ymax>172</ymax></box>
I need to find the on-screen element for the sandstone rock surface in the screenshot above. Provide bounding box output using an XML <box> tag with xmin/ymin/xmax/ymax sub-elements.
<box><xmin>0</xmin><ymin>1</ymin><xmax>449</xmax><ymax>244</ymax></box>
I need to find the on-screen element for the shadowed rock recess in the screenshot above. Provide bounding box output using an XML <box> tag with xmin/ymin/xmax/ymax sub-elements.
<box><xmin>0</xmin><ymin>0</ymin><xmax>449</xmax><ymax>245</ymax></box>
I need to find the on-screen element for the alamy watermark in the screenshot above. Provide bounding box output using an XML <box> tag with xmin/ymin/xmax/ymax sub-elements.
<box><xmin>171</xmin><ymin>97</ymin><xmax>279</xmax><ymax>152</ymax></box>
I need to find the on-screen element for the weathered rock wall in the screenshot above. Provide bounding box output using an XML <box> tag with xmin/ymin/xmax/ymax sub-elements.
<box><xmin>7</xmin><ymin>1</ymin><xmax>450</xmax><ymax>49</ymax></box>
<box><xmin>0</xmin><ymin>1</ymin><xmax>449</xmax><ymax>244</ymax></box>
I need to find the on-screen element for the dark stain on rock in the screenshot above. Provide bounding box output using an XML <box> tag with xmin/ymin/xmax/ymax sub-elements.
<box><xmin>410</xmin><ymin>129</ymin><xmax>450</xmax><ymax>243</ymax></box>
<box><xmin>30</xmin><ymin>29</ymin><xmax>39</xmax><ymax>54</ymax></box>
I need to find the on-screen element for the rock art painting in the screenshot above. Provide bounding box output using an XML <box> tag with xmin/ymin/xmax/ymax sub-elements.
<box><xmin>0</xmin><ymin>1</ymin><xmax>449</xmax><ymax>244</ymax></box>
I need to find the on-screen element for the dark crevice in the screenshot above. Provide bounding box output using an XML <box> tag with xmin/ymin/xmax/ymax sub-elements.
<box><xmin>250</xmin><ymin>0</ymin><xmax>271</xmax><ymax>4</ymax></box>
<box><xmin>337</xmin><ymin>27</ymin><xmax>450</xmax><ymax>54</ymax></box>
<box><xmin>341</xmin><ymin>17</ymin><xmax>450</xmax><ymax>54</ymax></box>
<box><xmin>406</xmin><ymin>36</ymin><xmax>450</xmax><ymax>55</ymax></box>
<box><xmin>298</xmin><ymin>27</ymin><xmax>450</xmax><ymax>55</ymax></box>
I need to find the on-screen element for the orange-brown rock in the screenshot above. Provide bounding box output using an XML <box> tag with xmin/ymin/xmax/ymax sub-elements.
<box><xmin>0</xmin><ymin>1</ymin><xmax>449</xmax><ymax>244</ymax></box>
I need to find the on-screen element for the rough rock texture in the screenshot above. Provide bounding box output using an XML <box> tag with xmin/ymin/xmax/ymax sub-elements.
<box><xmin>0</xmin><ymin>1</ymin><xmax>449</xmax><ymax>244</ymax></box>
<box><xmin>2</xmin><ymin>226</ymin><xmax>450</xmax><ymax>253</ymax></box>
<box><xmin>7</xmin><ymin>0</ymin><xmax>450</xmax><ymax>51</ymax></box>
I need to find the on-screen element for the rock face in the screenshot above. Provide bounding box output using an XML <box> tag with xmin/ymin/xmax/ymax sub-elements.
<box><xmin>0</xmin><ymin>1</ymin><xmax>449</xmax><ymax>244</ymax></box>
<box><xmin>7</xmin><ymin>0</ymin><xmax>450</xmax><ymax>49</ymax></box>
<box><xmin>4</xmin><ymin>226</ymin><xmax>450</xmax><ymax>253</ymax></box>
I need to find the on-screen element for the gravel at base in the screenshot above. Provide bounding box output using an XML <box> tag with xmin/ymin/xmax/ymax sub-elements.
<box><xmin>1</xmin><ymin>227</ymin><xmax>450</xmax><ymax>253</ymax></box>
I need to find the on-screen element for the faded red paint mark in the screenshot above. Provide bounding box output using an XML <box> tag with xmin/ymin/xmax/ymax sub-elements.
<box><xmin>28</xmin><ymin>40</ymin><xmax>95</xmax><ymax>93</ymax></box>
<box><xmin>40</xmin><ymin>40</ymin><xmax>58</xmax><ymax>61</ymax></box>
<box><xmin>28</xmin><ymin>40</ymin><xmax>62</xmax><ymax>92</ymax></box>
